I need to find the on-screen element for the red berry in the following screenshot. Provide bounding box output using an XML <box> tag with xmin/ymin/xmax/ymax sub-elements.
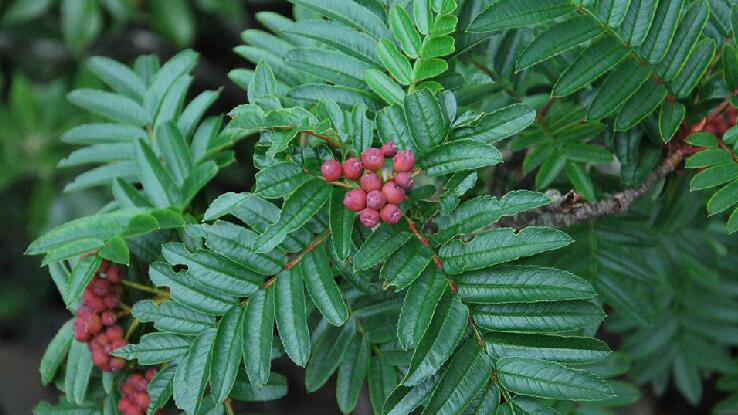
<box><xmin>145</xmin><ymin>368</ymin><xmax>158</xmax><ymax>380</ymax></box>
<box><xmin>107</xmin><ymin>325</ymin><xmax>124</xmax><ymax>340</ymax></box>
<box><xmin>106</xmin><ymin>266</ymin><xmax>123</xmax><ymax>283</ymax></box>
<box><xmin>101</xmin><ymin>311</ymin><xmax>117</xmax><ymax>326</ymax></box>
<box><xmin>380</xmin><ymin>204</ymin><xmax>402</xmax><ymax>224</ymax></box>
<box><xmin>343</xmin><ymin>188</ymin><xmax>367</xmax><ymax>212</ymax></box>
<box><xmin>394</xmin><ymin>172</ymin><xmax>413</xmax><ymax>189</ymax></box>
<box><xmin>92</xmin><ymin>349</ymin><xmax>109</xmax><ymax>366</ymax></box>
<box><xmin>130</xmin><ymin>374</ymin><xmax>148</xmax><ymax>392</ymax></box>
<box><xmin>88</xmin><ymin>296</ymin><xmax>106</xmax><ymax>313</ymax></box>
<box><xmin>134</xmin><ymin>393</ymin><xmax>150</xmax><ymax>409</ymax></box>
<box><xmin>110</xmin><ymin>357</ymin><xmax>126</xmax><ymax>372</ymax></box>
<box><xmin>118</xmin><ymin>397</ymin><xmax>133</xmax><ymax>412</ymax></box>
<box><xmin>122</xmin><ymin>383</ymin><xmax>135</xmax><ymax>396</ymax></box>
<box><xmin>104</xmin><ymin>295</ymin><xmax>120</xmax><ymax>309</ymax></box>
<box><xmin>393</xmin><ymin>150</ymin><xmax>415</xmax><ymax>172</ymax></box>
<box><xmin>94</xmin><ymin>332</ymin><xmax>110</xmax><ymax>346</ymax></box>
<box><xmin>366</xmin><ymin>190</ymin><xmax>387</xmax><ymax>210</ymax></box>
<box><xmin>381</xmin><ymin>141</ymin><xmax>397</xmax><ymax>157</ymax></box>
<box><xmin>87</xmin><ymin>313</ymin><xmax>103</xmax><ymax>334</ymax></box>
<box><xmin>98</xmin><ymin>259</ymin><xmax>111</xmax><ymax>274</ymax></box>
<box><xmin>93</xmin><ymin>279</ymin><xmax>110</xmax><ymax>297</ymax></box>
<box><xmin>359</xmin><ymin>209</ymin><xmax>380</xmax><ymax>228</ymax></box>
<box><xmin>359</xmin><ymin>172</ymin><xmax>382</xmax><ymax>192</ymax></box>
<box><xmin>382</xmin><ymin>181</ymin><xmax>405</xmax><ymax>204</ymax></box>
<box><xmin>83</xmin><ymin>289</ymin><xmax>96</xmax><ymax>304</ymax></box>
<box><xmin>320</xmin><ymin>160</ymin><xmax>343</xmax><ymax>181</ymax></box>
<box><xmin>342</xmin><ymin>158</ymin><xmax>363</xmax><ymax>180</ymax></box>
<box><xmin>361</xmin><ymin>148</ymin><xmax>385</xmax><ymax>170</ymax></box>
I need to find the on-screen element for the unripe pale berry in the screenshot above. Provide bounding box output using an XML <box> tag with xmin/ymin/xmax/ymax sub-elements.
<box><xmin>380</xmin><ymin>204</ymin><xmax>402</xmax><ymax>224</ymax></box>
<box><xmin>343</xmin><ymin>188</ymin><xmax>367</xmax><ymax>212</ymax></box>
<box><xmin>320</xmin><ymin>160</ymin><xmax>343</xmax><ymax>182</ymax></box>
<box><xmin>393</xmin><ymin>150</ymin><xmax>415</xmax><ymax>172</ymax></box>
<box><xmin>381</xmin><ymin>141</ymin><xmax>397</xmax><ymax>157</ymax></box>
<box><xmin>362</xmin><ymin>148</ymin><xmax>385</xmax><ymax>170</ymax></box>
<box><xmin>366</xmin><ymin>190</ymin><xmax>387</xmax><ymax>210</ymax></box>
<box><xmin>342</xmin><ymin>158</ymin><xmax>363</xmax><ymax>180</ymax></box>
<box><xmin>382</xmin><ymin>181</ymin><xmax>405</xmax><ymax>204</ymax></box>
<box><xmin>394</xmin><ymin>172</ymin><xmax>413</xmax><ymax>189</ymax></box>
<box><xmin>359</xmin><ymin>208</ymin><xmax>380</xmax><ymax>228</ymax></box>
<box><xmin>359</xmin><ymin>172</ymin><xmax>382</xmax><ymax>192</ymax></box>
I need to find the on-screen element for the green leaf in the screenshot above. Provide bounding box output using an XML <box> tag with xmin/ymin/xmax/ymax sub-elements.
<box><xmin>384</xmin><ymin>380</ymin><xmax>436</xmax><ymax>415</ymax></box>
<box><xmin>516</xmin><ymin>16</ymin><xmax>599</xmax><ymax>71</ymax></box>
<box><xmin>413</xmin><ymin>58</ymin><xmax>449</xmax><ymax>81</ymax></box>
<box><xmin>439</xmin><ymin>227</ymin><xmax>572</xmax><ymax>274</ymax></box>
<box><xmin>485</xmin><ymin>332</ymin><xmax>610</xmax><ymax>364</ymax></box>
<box><xmin>173</xmin><ymin>328</ymin><xmax>216</xmax><ymax>415</ymax></box>
<box><xmin>305</xmin><ymin>319</ymin><xmax>356</xmax><ymax>392</ymax></box>
<box><xmin>161</xmin><ymin>243</ymin><xmax>262</xmax><ymax>297</ymax></box>
<box><xmin>723</xmin><ymin>45</ymin><xmax>738</xmax><ymax>91</ymax></box>
<box><xmin>553</xmin><ymin>37</ymin><xmax>629</xmax><ymax>97</ymax></box>
<box><xmin>243</xmin><ymin>287</ymin><xmax>275</xmax><ymax>386</ymax></box>
<box><xmin>354</xmin><ymin>224</ymin><xmax>412</xmax><ymax>270</ymax></box>
<box><xmin>248</xmin><ymin>60</ymin><xmax>276</xmax><ymax>102</ymax></box>
<box><xmin>210</xmin><ymin>305</ymin><xmax>245</xmax><ymax>403</ymax></box>
<box><xmin>365</xmin><ymin>69</ymin><xmax>405</xmax><ymax>106</ymax></box>
<box><xmin>88</xmin><ymin>56</ymin><xmax>146</xmax><ymax>100</ymax></box>
<box><xmin>65</xmin><ymin>255</ymin><xmax>102</xmax><ymax>307</ymax></box>
<box><xmin>457</xmin><ymin>265</ymin><xmax>595</xmax><ymax>304</ymax></box>
<box><xmin>145</xmin><ymin>50</ymin><xmax>198</xmax><ymax>115</ymax></box>
<box><xmin>431</xmin><ymin>192</ymin><xmax>551</xmax><ymax>244</ymax></box>
<box><xmin>619</xmin><ymin>0</ymin><xmax>658</xmax><ymax>47</ymax></box>
<box><xmin>685</xmin><ymin>149</ymin><xmax>732</xmax><ymax>168</ymax></box>
<box><xmin>231</xmin><ymin>371</ymin><xmax>288</xmax><ymax>402</ymax></box>
<box><xmin>565</xmin><ymin>161</ymin><xmax>595</xmax><ymax>201</ymax></box>
<box><xmin>422</xmin><ymin>339</ymin><xmax>494</xmax><ymax>415</ymax></box>
<box><xmin>369</xmin><ymin>355</ymin><xmax>398</xmax><ymax>415</ymax></box>
<box><xmin>133</xmin><ymin>139</ymin><xmax>178</xmax><ymax>208</ymax></box>
<box><xmin>397</xmin><ymin>266</ymin><xmax>448</xmax><ymax>350</ymax></box>
<box><xmin>473</xmin><ymin>300</ymin><xmax>605</xmax><ymax>333</ymax></box>
<box><xmin>62</xmin><ymin>123</ymin><xmax>146</xmax><ymax>145</ymax></box>
<box><xmin>404</xmin><ymin>293</ymin><xmax>469</xmax><ymax>386</ymax></box>
<box><xmin>672</xmin><ymin>38</ymin><xmax>716</xmax><ymax>98</ymax></box>
<box><xmin>39</xmin><ymin>320</ymin><xmax>74</xmax><ymax>385</ymax></box>
<box><xmin>561</xmin><ymin>144</ymin><xmax>613</xmax><ymax>164</ymax></box>
<box><xmin>289</xmin><ymin>0</ymin><xmax>390</xmax><ymax>39</ymax></box>
<box><xmin>133</xmin><ymin>300</ymin><xmax>214</xmax><ymax>336</ymax></box>
<box><xmin>61</xmin><ymin>0</ymin><xmax>101</xmax><ymax>53</ymax></box>
<box><xmin>658</xmin><ymin>101</ymin><xmax>685</xmax><ymax>141</ymax></box>
<box><xmin>637</xmin><ymin>0</ymin><xmax>684</xmax><ymax>64</ymax></box>
<box><xmin>64</xmin><ymin>341</ymin><xmax>93</xmax><ymax>405</ymax></box>
<box><xmin>378</xmin><ymin>39</ymin><xmax>413</xmax><ymax>85</ymax></box>
<box><xmin>150</xmin><ymin>0</ymin><xmax>195</xmax><ymax>47</ymax></box>
<box><xmin>380</xmin><ymin>239</ymin><xmax>433</xmax><ymax>290</ymax></box>
<box><xmin>98</xmin><ymin>237</ymin><xmax>129</xmax><ymax>265</ymax></box>
<box><xmin>595</xmin><ymin>0</ymin><xmax>631</xmax><ymax>27</ymax></box>
<box><xmin>418</xmin><ymin>139</ymin><xmax>502</xmax><ymax>176</ymax></box>
<box><xmin>614</xmin><ymin>78</ymin><xmax>667</xmax><ymax>131</ymax></box>
<box><xmin>336</xmin><ymin>336</ymin><xmax>371</xmax><ymax>413</ymax></box>
<box><xmin>690</xmin><ymin>163</ymin><xmax>738</xmax><ymax>190</ymax></box>
<box><xmin>113</xmin><ymin>333</ymin><xmax>191</xmax><ymax>365</ymax></box>
<box><xmin>686</xmin><ymin>132</ymin><xmax>719</xmax><ymax>148</ymax></box>
<box><xmin>149</xmin><ymin>262</ymin><xmax>237</xmax><ymax>315</ymax></box>
<box><xmin>157</xmin><ymin>122</ymin><xmax>193</xmax><ymax>186</ymax></box>
<box><xmin>469</xmin><ymin>0</ymin><xmax>572</xmax><ymax>32</ymax></box>
<box><xmin>68</xmin><ymin>89</ymin><xmax>148</xmax><ymax>126</ymax></box>
<box><xmin>329</xmin><ymin>187</ymin><xmax>354</xmax><ymax>261</ymax></box>
<box><xmin>405</xmin><ymin>89</ymin><xmax>448</xmax><ymax>152</ymax></box>
<box><xmin>655</xmin><ymin>0</ymin><xmax>709</xmax><ymax>81</ymax></box>
<box><xmin>286</xmin><ymin>20</ymin><xmax>381</xmax><ymax>66</ymax></box>
<box><xmin>587</xmin><ymin>58</ymin><xmax>650</xmax><ymax>120</ymax></box>
<box><xmin>300</xmin><ymin>245</ymin><xmax>349</xmax><ymax>325</ymax></box>
<box><xmin>255</xmin><ymin>178</ymin><xmax>331</xmax><ymax>253</ymax></box>
<box><xmin>377</xmin><ymin>105</ymin><xmax>415</xmax><ymax>152</ymax></box>
<box><xmin>454</xmin><ymin>104</ymin><xmax>536</xmax><ymax>143</ymax></box>
<box><xmin>390</xmin><ymin>6</ymin><xmax>421</xmax><ymax>58</ymax></box>
<box><xmin>707</xmin><ymin>179</ymin><xmax>738</xmax><ymax>215</ymax></box>
<box><xmin>496</xmin><ymin>357</ymin><xmax>613</xmax><ymax>401</ymax></box>
<box><xmin>286</xmin><ymin>48</ymin><xmax>373</xmax><ymax>89</ymax></box>
<box><xmin>178</xmin><ymin>89</ymin><xmax>220</xmax><ymax>140</ymax></box>
<box><xmin>275</xmin><ymin>268</ymin><xmax>311</xmax><ymax>367</ymax></box>
<box><xmin>147</xmin><ymin>364</ymin><xmax>177</xmax><ymax>414</ymax></box>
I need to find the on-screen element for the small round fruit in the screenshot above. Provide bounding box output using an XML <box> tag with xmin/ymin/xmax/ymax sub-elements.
<box><xmin>134</xmin><ymin>393</ymin><xmax>150</xmax><ymax>409</ymax></box>
<box><xmin>109</xmin><ymin>357</ymin><xmax>126</xmax><ymax>372</ymax></box>
<box><xmin>106</xmin><ymin>325</ymin><xmax>124</xmax><ymax>340</ymax></box>
<box><xmin>106</xmin><ymin>266</ymin><xmax>123</xmax><ymax>283</ymax></box>
<box><xmin>382</xmin><ymin>181</ymin><xmax>405</xmax><ymax>204</ymax></box>
<box><xmin>104</xmin><ymin>295</ymin><xmax>120</xmax><ymax>309</ymax></box>
<box><xmin>87</xmin><ymin>313</ymin><xmax>103</xmax><ymax>334</ymax></box>
<box><xmin>394</xmin><ymin>172</ymin><xmax>413</xmax><ymax>189</ymax></box>
<box><xmin>381</xmin><ymin>141</ymin><xmax>397</xmax><ymax>157</ymax></box>
<box><xmin>101</xmin><ymin>311</ymin><xmax>117</xmax><ymax>326</ymax></box>
<box><xmin>342</xmin><ymin>158</ymin><xmax>363</xmax><ymax>180</ymax></box>
<box><xmin>361</xmin><ymin>148</ymin><xmax>385</xmax><ymax>170</ymax></box>
<box><xmin>145</xmin><ymin>368</ymin><xmax>158</xmax><ymax>381</ymax></box>
<box><xmin>92</xmin><ymin>349</ymin><xmax>109</xmax><ymax>366</ymax></box>
<box><xmin>359</xmin><ymin>209</ymin><xmax>380</xmax><ymax>228</ymax></box>
<box><xmin>393</xmin><ymin>150</ymin><xmax>415</xmax><ymax>172</ymax></box>
<box><xmin>343</xmin><ymin>188</ymin><xmax>367</xmax><ymax>212</ymax></box>
<box><xmin>366</xmin><ymin>190</ymin><xmax>387</xmax><ymax>210</ymax></box>
<box><xmin>359</xmin><ymin>172</ymin><xmax>382</xmax><ymax>192</ymax></box>
<box><xmin>380</xmin><ymin>204</ymin><xmax>402</xmax><ymax>224</ymax></box>
<box><xmin>320</xmin><ymin>160</ymin><xmax>343</xmax><ymax>182</ymax></box>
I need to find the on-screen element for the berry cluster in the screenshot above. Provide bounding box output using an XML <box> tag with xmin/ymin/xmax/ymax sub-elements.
<box><xmin>118</xmin><ymin>369</ymin><xmax>162</xmax><ymax>415</ymax></box>
<box><xmin>73</xmin><ymin>259</ymin><xmax>127</xmax><ymax>372</ymax></box>
<box><xmin>321</xmin><ymin>142</ymin><xmax>415</xmax><ymax>228</ymax></box>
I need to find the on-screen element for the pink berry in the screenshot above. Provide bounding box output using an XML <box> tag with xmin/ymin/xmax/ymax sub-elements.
<box><xmin>145</xmin><ymin>368</ymin><xmax>158</xmax><ymax>380</ymax></box>
<box><xmin>92</xmin><ymin>349</ymin><xmax>109</xmax><ymax>366</ymax></box>
<box><xmin>107</xmin><ymin>325</ymin><xmax>124</xmax><ymax>340</ymax></box>
<box><xmin>110</xmin><ymin>357</ymin><xmax>126</xmax><ymax>372</ymax></box>
<box><xmin>320</xmin><ymin>160</ymin><xmax>343</xmax><ymax>182</ymax></box>
<box><xmin>359</xmin><ymin>172</ymin><xmax>382</xmax><ymax>192</ymax></box>
<box><xmin>381</xmin><ymin>141</ymin><xmax>397</xmax><ymax>157</ymax></box>
<box><xmin>380</xmin><ymin>204</ymin><xmax>402</xmax><ymax>224</ymax></box>
<box><xmin>87</xmin><ymin>313</ymin><xmax>103</xmax><ymax>334</ymax></box>
<box><xmin>343</xmin><ymin>188</ymin><xmax>367</xmax><ymax>212</ymax></box>
<box><xmin>93</xmin><ymin>279</ymin><xmax>110</xmax><ymax>297</ymax></box>
<box><xmin>134</xmin><ymin>393</ymin><xmax>150</xmax><ymax>409</ymax></box>
<box><xmin>366</xmin><ymin>190</ymin><xmax>387</xmax><ymax>210</ymax></box>
<box><xmin>98</xmin><ymin>259</ymin><xmax>110</xmax><ymax>274</ymax></box>
<box><xmin>342</xmin><ymin>158</ymin><xmax>363</xmax><ymax>180</ymax></box>
<box><xmin>382</xmin><ymin>181</ymin><xmax>405</xmax><ymax>204</ymax></box>
<box><xmin>361</xmin><ymin>148</ymin><xmax>385</xmax><ymax>170</ymax></box>
<box><xmin>359</xmin><ymin>209</ymin><xmax>380</xmax><ymax>228</ymax></box>
<box><xmin>393</xmin><ymin>150</ymin><xmax>415</xmax><ymax>172</ymax></box>
<box><xmin>104</xmin><ymin>295</ymin><xmax>120</xmax><ymax>309</ymax></box>
<box><xmin>394</xmin><ymin>172</ymin><xmax>414</xmax><ymax>189</ymax></box>
<box><xmin>101</xmin><ymin>311</ymin><xmax>117</xmax><ymax>326</ymax></box>
<box><xmin>106</xmin><ymin>266</ymin><xmax>123</xmax><ymax>283</ymax></box>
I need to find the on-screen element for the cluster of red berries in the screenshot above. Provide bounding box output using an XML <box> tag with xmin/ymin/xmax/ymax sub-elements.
<box><xmin>320</xmin><ymin>142</ymin><xmax>415</xmax><ymax>228</ymax></box>
<box><xmin>703</xmin><ymin>105</ymin><xmax>737</xmax><ymax>138</ymax></box>
<box><xmin>73</xmin><ymin>259</ymin><xmax>127</xmax><ymax>372</ymax></box>
<box><xmin>118</xmin><ymin>369</ymin><xmax>162</xmax><ymax>415</ymax></box>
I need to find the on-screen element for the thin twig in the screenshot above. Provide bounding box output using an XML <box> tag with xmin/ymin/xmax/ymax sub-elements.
<box><xmin>121</xmin><ymin>280</ymin><xmax>170</xmax><ymax>297</ymax></box>
<box><xmin>284</xmin><ymin>229</ymin><xmax>331</xmax><ymax>270</ymax></box>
